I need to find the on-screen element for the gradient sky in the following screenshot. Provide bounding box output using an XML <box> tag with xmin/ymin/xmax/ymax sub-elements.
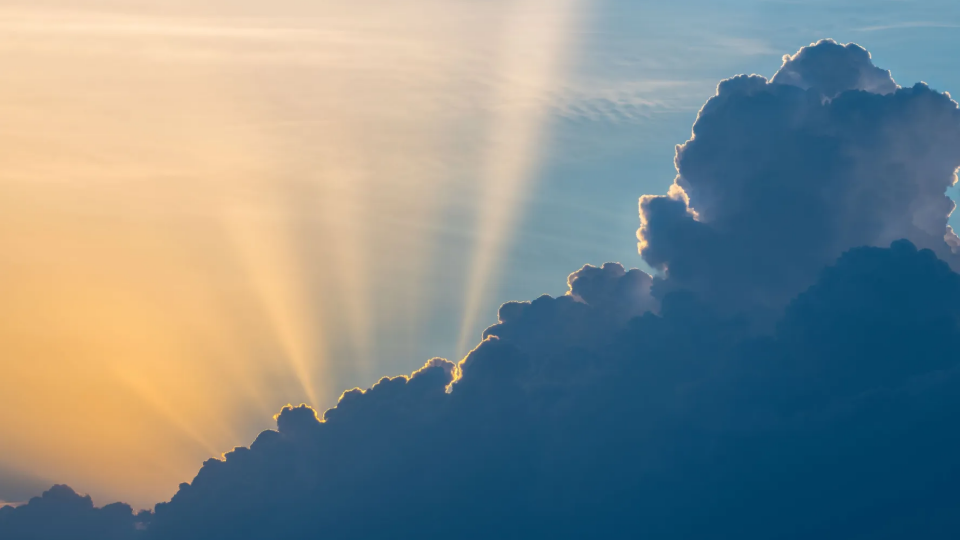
<box><xmin>2</xmin><ymin>0</ymin><xmax>959</xmax><ymax>508</ymax></box>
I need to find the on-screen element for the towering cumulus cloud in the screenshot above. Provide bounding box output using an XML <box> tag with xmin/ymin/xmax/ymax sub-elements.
<box><xmin>640</xmin><ymin>40</ymin><xmax>960</xmax><ymax>315</ymax></box>
<box><xmin>4</xmin><ymin>40</ymin><xmax>960</xmax><ymax>539</ymax></box>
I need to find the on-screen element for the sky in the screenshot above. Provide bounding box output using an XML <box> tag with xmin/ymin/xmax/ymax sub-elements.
<box><xmin>2</xmin><ymin>0</ymin><xmax>960</xmax><ymax>513</ymax></box>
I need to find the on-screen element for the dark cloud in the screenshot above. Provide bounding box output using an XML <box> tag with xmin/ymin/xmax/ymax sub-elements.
<box><xmin>5</xmin><ymin>40</ymin><xmax>960</xmax><ymax>540</ymax></box>
<box><xmin>0</xmin><ymin>485</ymin><xmax>149</xmax><ymax>540</ymax></box>
<box><xmin>639</xmin><ymin>39</ymin><xmax>960</xmax><ymax>317</ymax></box>
<box><xmin>567</xmin><ymin>262</ymin><xmax>655</xmax><ymax>315</ymax></box>
<box><xmin>126</xmin><ymin>240</ymin><xmax>960</xmax><ymax>540</ymax></box>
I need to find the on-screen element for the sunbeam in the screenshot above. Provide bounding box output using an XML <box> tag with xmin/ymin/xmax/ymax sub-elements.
<box><xmin>456</xmin><ymin>0</ymin><xmax>584</xmax><ymax>357</ymax></box>
<box><xmin>223</xmin><ymin>207</ymin><xmax>326</xmax><ymax>408</ymax></box>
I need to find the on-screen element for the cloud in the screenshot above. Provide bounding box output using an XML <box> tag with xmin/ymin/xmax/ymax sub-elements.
<box><xmin>0</xmin><ymin>485</ymin><xmax>150</xmax><ymax>539</ymax></box>
<box><xmin>771</xmin><ymin>40</ymin><xmax>898</xmax><ymax>97</ymax></box>
<box><xmin>639</xmin><ymin>39</ymin><xmax>960</xmax><ymax>317</ymax></box>
<box><xmin>855</xmin><ymin>22</ymin><xmax>960</xmax><ymax>32</ymax></box>
<box><xmin>55</xmin><ymin>238</ymin><xmax>954</xmax><ymax>540</ymax></box>
<box><xmin>5</xmin><ymin>40</ymin><xmax>960</xmax><ymax>539</ymax></box>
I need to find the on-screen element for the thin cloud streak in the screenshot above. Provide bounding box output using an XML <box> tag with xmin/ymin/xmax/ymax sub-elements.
<box><xmin>854</xmin><ymin>21</ymin><xmax>960</xmax><ymax>32</ymax></box>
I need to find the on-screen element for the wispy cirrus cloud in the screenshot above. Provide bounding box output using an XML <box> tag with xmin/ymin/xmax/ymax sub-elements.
<box><xmin>549</xmin><ymin>79</ymin><xmax>707</xmax><ymax>123</ymax></box>
<box><xmin>854</xmin><ymin>21</ymin><xmax>960</xmax><ymax>32</ymax></box>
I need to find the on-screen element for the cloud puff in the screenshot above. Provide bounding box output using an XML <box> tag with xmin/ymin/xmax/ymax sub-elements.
<box><xmin>639</xmin><ymin>39</ymin><xmax>960</xmax><ymax>316</ymax></box>
<box><xmin>771</xmin><ymin>40</ymin><xmax>898</xmax><ymax>97</ymax></box>
<box><xmin>567</xmin><ymin>262</ymin><xmax>655</xmax><ymax>317</ymax></box>
<box><xmin>482</xmin><ymin>262</ymin><xmax>657</xmax><ymax>361</ymax></box>
<box><xmin>6</xmin><ymin>40</ymin><xmax>960</xmax><ymax>539</ymax></box>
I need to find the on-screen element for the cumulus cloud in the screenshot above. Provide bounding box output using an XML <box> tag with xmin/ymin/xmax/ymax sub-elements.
<box><xmin>5</xmin><ymin>40</ymin><xmax>960</xmax><ymax>540</ymax></box>
<box><xmin>567</xmin><ymin>262</ymin><xmax>655</xmax><ymax>316</ymax></box>
<box><xmin>639</xmin><ymin>39</ymin><xmax>960</xmax><ymax>316</ymax></box>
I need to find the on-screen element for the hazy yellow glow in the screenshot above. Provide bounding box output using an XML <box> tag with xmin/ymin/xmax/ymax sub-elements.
<box><xmin>0</xmin><ymin>0</ymin><xmax>583</xmax><ymax>508</ymax></box>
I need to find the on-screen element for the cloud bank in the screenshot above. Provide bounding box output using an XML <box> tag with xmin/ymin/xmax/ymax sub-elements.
<box><xmin>3</xmin><ymin>39</ymin><xmax>960</xmax><ymax>539</ymax></box>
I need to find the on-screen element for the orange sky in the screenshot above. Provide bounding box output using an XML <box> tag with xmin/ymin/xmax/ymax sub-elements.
<box><xmin>0</xmin><ymin>1</ymin><xmax>583</xmax><ymax>508</ymax></box>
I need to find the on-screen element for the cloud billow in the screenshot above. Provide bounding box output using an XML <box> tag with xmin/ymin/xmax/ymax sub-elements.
<box><xmin>4</xmin><ymin>40</ymin><xmax>960</xmax><ymax>539</ymax></box>
<box><xmin>639</xmin><ymin>40</ymin><xmax>960</xmax><ymax>316</ymax></box>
